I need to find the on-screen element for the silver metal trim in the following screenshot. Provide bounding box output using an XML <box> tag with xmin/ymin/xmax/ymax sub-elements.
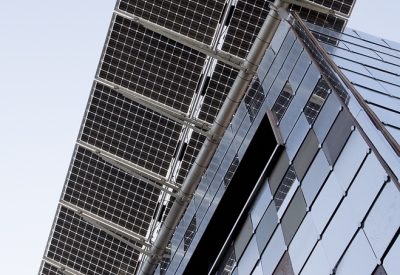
<box><xmin>42</xmin><ymin>258</ymin><xmax>85</xmax><ymax>275</ymax></box>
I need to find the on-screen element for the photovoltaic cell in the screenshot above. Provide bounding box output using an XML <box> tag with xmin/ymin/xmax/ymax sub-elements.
<box><xmin>198</xmin><ymin>62</ymin><xmax>239</xmax><ymax>124</ymax></box>
<box><xmin>63</xmin><ymin>146</ymin><xmax>160</xmax><ymax>236</ymax></box>
<box><xmin>118</xmin><ymin>0</ymin><xmax>224</xmax><ymax>45</ymax></box>
<box><xmin>222</xmin><ymin>0</ymin><xmax>271</xmax><ymax>58</ymax></box>
<box><xmin>80</xmin><ymin>82</ymin><xmax>182</xmax><ymax>176</ymax></box>
<box><xmin>176</xmin><ymin>131</ymin><xmax>206</xmax><ymax>185</ymax></box>
<box><xmin>45</xmin><ymin>206</ymin><xmax>140</xmax><ymax>275</ymax></box>
<box><xmin>99</xmin><ymin>15</ymin><xmax>206</xmax><ymax>113</ymax></box>
<box><xmin>39</xmin><ymin>262</ymin><xmax>63</xmax><ymax>275</ymax></box>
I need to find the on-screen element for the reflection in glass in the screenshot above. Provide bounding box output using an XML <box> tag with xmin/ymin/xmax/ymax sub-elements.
<box><xmin>335</xmin><ymin>229</ymin><xmax>377</xmax><ymax>275</ymax></box>
<box><xmin>274</xmin><ymin>166</ymin><xmax>297</xmax><ymax>211</ymax></box>
<box><xmin>272</xmin><ymin>81</ymin><xmax>294</xmax><ymax>121</ymax></box>
<box><xmin>303</xmin><ymin>78</ymin><xmax>330</xmax><ymax>124</ymax></box>
<box><xmin>364</xmin><ymin>181</ymin><xmax>400</xmax><ymax>259</ymax></box>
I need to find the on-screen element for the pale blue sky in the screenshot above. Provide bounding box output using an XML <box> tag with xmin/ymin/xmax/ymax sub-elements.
<box><xmin>0</xmin><ymin>1</ymin><xmax>398</xmax><ymax>274</ymax></box>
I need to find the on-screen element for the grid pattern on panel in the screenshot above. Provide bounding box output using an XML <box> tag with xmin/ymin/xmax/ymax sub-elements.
<box><xmin>99</xmin><ymin>15</ymin><xmax>206</xmax><ymax>113</ymax></box>
<box><xmin>80</xmin><ymin>83</ymin><xmax>182</xmax><ymax>177</ymax></box>
<box><xmin>311</xmin><ymin>31</ymin><xmax>340</xmax><ymax>46</ymax></box>
<box><xmin>272</xmin><ymin>82</ymin><xmax>294</xmax><ymax>121</ymax></box>
<box><xmin>118</xmin><ymin>0</ymin><xmax>224</xmax><ymax>45</ymax></box>
<box><xmin>40</xmin><ymin>262</ymin><xmax>63</xmax><ymax>275</ymax></box>
<box><xmin>198</xmin><ymin>62</ymin><xmax>239</xmax><ymax>123</ymax></box>
<box><xmin>293</xmin><ymin>19</ymin><xmax>350</xmax><ymax>105</ymax></box>
<box><xmin>222</xmin><ymin>0</ymin><xmax>271</xmax><ymax>58</ymax></box>
<box><xmin>63</xmin><ymin>146</ymin><xmax>160</xmax><ymax>236</ymax></box>
<box><xmin>306</xmin><ymin>0</ymin><xmax>354</xmax><ymax>14</ymax></box>
<box><xmin>176</xmin><ymin>132</ymin><xmax>206</xmax><ymax>184</ymax></box>
<box><xmin>159</xmin><ymin>251</ymin><xmax>171</xmax><ymax>275</ymax></box>
<box><xmin>224</xmin><ymin>154</ymin><xmax>240</xmax><ymax>188</ymax></box>
<box><xmin>184</xmin><ymin>215</ymin><xmax>197</xmax><ymax>251</ymax></box>
<box><xmin>46</xmin><ymin>206</ymin><xmax>139</xmax><ymax>275</ymax></box>
<box><xmin>304</xmin><ymin>78</ymin><xmax>330</xmax><ymax>124</ymax></box>
<box><xmin>244</xmin><ymin>77</ymin><xmax>265</xmax><ymax>122</ymax></box>
<box><xmin>274</xmin><ymin>165</ymin><xmax>297</xmax><ymax>210</ymax></box>
<box><xmin>221</xmin><ymin>249</ymin><xmax>236</xmax><ymax>275</ymax></box>
<box><xmin>292</xmin><ymin>6</ymin><xmax>345</xmax><ymax>32</ymax></box>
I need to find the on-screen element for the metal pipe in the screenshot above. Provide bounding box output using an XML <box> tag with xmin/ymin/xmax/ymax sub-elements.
<box><xmin>138</xmin><ymin>1</ymin><xmax>289</xmax><ymax>274</ymax></box>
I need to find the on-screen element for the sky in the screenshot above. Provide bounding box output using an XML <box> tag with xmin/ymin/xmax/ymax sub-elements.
<box><xmin>0</xmin><ymin>0</ymin><xmax>399</xmax><ymax>274</ymax></box>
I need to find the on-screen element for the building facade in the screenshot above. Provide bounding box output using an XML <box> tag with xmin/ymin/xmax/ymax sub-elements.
<box><xmin>37</xmin><ymin>1</ymin><xmax>400</xmax><ymax>275</ymax></box>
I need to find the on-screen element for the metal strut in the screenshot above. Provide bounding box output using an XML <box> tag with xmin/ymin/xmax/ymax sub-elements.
<box><xmin>138</xmin><ymin>1</ymin><xmax>290</xmax><ymax>275</ymax></box>
<box><xmin>114</xmin><ymin>10</ymin><xmax>258</xmax><ymax>74</ymax></box>
<box><xmin>96</xmin><ymin>78</ymin><xmax>213</xmax><ymax>137</ymax></box>
<box><xmin>76</xmin><ymin>141</ymin><xmax>184</xmax><ymax>198</ymax></box>
<box><xmin>43</xmin><ymin>258</ymin><xmax>85</xmax><ymax>275</ymax></box>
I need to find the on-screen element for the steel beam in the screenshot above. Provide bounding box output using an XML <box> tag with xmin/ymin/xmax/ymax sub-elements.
<box><xmin>77</xmin><ymin>141</ymin><xmax>182</xmax><ymax>197</ymax></box>
<box><xmin>60</xmin><ymin>201</ymin><xmax>150</xmax><ymax>248</ymax></box>
<box><xmin>42</xmin><ymin>258</ymin><xmax>85</xmax><ymax>275</ymax></box>
<box><xmin>283</xmin><ymin>0</ymin><xmax>350</xmax><ymax>19</ymax></box>
<box><xmin>138</xmin><ymin>2</ymin><xmax>289</xmax><ymax>275</ymax></box>
<box><xmin>113</xmin><ymin>10</ymin><xmax>255</xmax><ymax>73</ymax></box>
<box><xmin>96</xmin><ymin>78</ymin><xmax>213</xmax><ymax>137</ymax></box>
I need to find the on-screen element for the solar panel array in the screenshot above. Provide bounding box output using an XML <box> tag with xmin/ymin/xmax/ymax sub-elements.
<box><xmin>40</xmin><ymin>0</ymin><xmax>356</xmax><ymax>274</ymax></box>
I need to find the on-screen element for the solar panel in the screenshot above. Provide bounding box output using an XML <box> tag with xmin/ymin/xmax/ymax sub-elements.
<box><xmin>63</xmin><ymin>146</ymin><xmax>160</xmax><ymax>236</ymax></box>
<box><xmin>45</xmin><ymin>206</ymin><xmax>140</xmax><ymax>275</ymax></box>
<box><xmin>99</xmin><ymin>15</ymin><xmax>206</xmax><ymax>113</ymax></box>
<box><xmin>80</xmin><ymin>82</ymin><xmax>182</xmax><ymax>176</ymax></box>
<box><xmin>39</xmin><ymin>262</ymin><xmax>64</xmax><ymax>275</ymax></box>
<box><xmin>118</xmin><ymin>0</ymin><xmax>224</xmax><ymax>45</ymax></box>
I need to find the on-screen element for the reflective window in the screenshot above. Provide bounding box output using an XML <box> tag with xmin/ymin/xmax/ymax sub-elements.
<box><xmin>300</xmin><ymin>241</ymin><xmax>331</xmax><ymax>275</ymax></box>
<box><xmin>369</xmin><ymin>104</ymin><xmax>400</xmax><ymax>129</ymax></box>
<box><xmin>313</xmin><ymin>93</ymin><xmax>341</xmax><ymax>143</ymax></box>
<box><xmin>268</xmin><ymin>152</ymin><xmax>290</xmax><ymax>196</ymax></box>
<box><xmin>288</xmin><ymin>51</ymin><xmax>312</xmax><ymax>93</ymax></box>
<box><xmin>303</xmin><ymin>78</ymin><xmax>330</xmax><ymax>124</ymax></box>
<box><xmin>272</xmin><ymin>82</ymin><xmax>294</xmax><ymax>121</ymax></box>
<box><xmin>322</xmin><ymin>198</ymin><xmax>358</xmax><ymax>267</ymax></box>
<box><xmin>281</xmin><ymin>188</ymin><xmax>307</xmax><ymax>245</ymax></box>
<box><xmin>272</xmin><ymin>252</ymin><xmax>295</xmax><ymax>275</ymax></box>
<box><xmin>346</xmin><ymin>153</ymin><xmax>387</xmax><ymax>223</ymax></box>
<box><xmin>373</xmin><ymin>265</ymin><xmax>388</xmax><ymax>275</ymax></box>
<box><xmin>363</xmin><ymin>181</ymin><xmax>400</xmax><ymax>259</ymax></box>
<box><xmin>355</xmin><ymin>85</ymin><xmax>400</xmax><ymax>113</ymax></box>
<box><xmin>293</xmin><ymin>129</ymin><xmax>319</xmax><ymax>181</ymax></box>
<box><xmin>285</xmin><ymin>114</ymin><xmax>310</xmax><ymax>161</ymax></box>
<box><xmin>383</xmin><ymin>233</ymin><xmax>400</xmax><ymax>275</ymax></box>
<box><xmin>251</xmin><ymin>261</ymin><xmax>263</xmax><ymax>275</ymax></box>
<box><xmin>311</xmin><ymin>171</ymin><xmax>343</xmax><ymax>234</ymax></box>
<box><xmin>250</xmin><ymin>180</ymin><xmax>272</xmax><ymax>228</ymax></box>
<box><xmin>234</xmin><ymin>215</ymin><xmax>254</xmax><ymax>261</ymax></box>
<box><xmin>333</xmin><ymin>129</ymin><xmax>368</xmax><ymax>191</ymax></box>
<box><xmin>322</xmin><ymin>110</ymin><xmax>354</xmax><ymax>166</ymax></box>
<box><xmin>255</xmin><ymin>201</ymin><xmax>278</xmax><ymax>254</ymax></box>
<box><xmin>335</xmin><ymin>229</ymin><xmax>377</xmax><ymax>275</ymax></box>
<box><xmin>260</xmin><ymin>226</ymin><xmax>286</xmax><ymax>275</ymax></box>
<box><xmin>274</xmin><ymin>166</ymin><xmax>297</xmax><ymax>211</ymax></box>
<box><xmin>288</xmin><ymin>214</ymin><xmax>318</xmax><ymax>274</ymax></box>
<box><xmin>301</xmin><ymin>149</ymin><xmax>331</xmax><ymax>206</ymax></box>
<box><xmin>237</xmin><ymin>236</ymin><xmax>259</xmax><ymax>275</ymax></box>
